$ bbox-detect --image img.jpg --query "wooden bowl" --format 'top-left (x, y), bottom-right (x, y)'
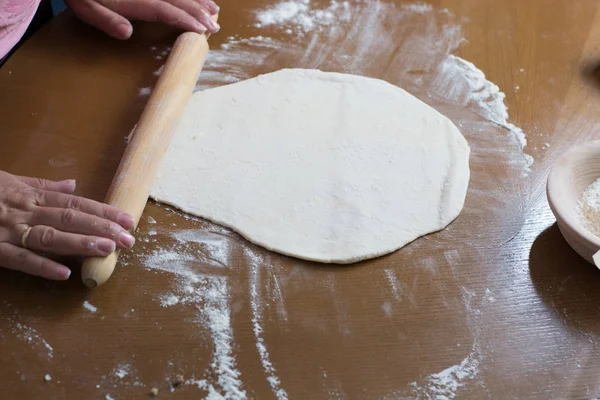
top-left (547, 140), bottom-right (600, 264)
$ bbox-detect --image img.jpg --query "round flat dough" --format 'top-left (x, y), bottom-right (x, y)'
top-left (150, 69), bottom-right (470, 263)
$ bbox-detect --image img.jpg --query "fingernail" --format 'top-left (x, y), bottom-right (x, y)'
top-left (61, 268), bottom-right (71, 280)
top-left (207, 17), bottom-right (219, 30)
top-left (195, 21), bottom-right (207, 33)
top-left (119, 231), bottom-right (135, 248)
top-left (119, 23), bottom-right (133, 39)
top-left (61, 179), bottom-right (76, 192)
top-left (97, 238), bottom-right (116, 255)
top-left (117, 213), bottom-right (135, 229)
top-left (210, 2), bottom-right (220, 13)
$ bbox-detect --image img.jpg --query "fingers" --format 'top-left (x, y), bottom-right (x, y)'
top-left (35, 190), bottom-right (135, 230)
top-left (164, 0), bottom-right (220, 32)
top-left (66, 0), bottom-right (133, 39)
top-left (30, 208), bottom-right (135, 249)
top-left (97, 0), bottom-right (217, 34)
top-left (24, 225), bottom-right (116, 256)
top-left (0, 242), bottom-right (71, 280)
top-left (18, 176), bottom-right (77, 194)
top-left (68, 0), bottom-right (220, 39)
top-left (198, 0), bottom-right (219, 15)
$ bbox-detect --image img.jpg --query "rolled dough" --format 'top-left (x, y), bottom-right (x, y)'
top-left (150, 69), bottom-right (470, 263)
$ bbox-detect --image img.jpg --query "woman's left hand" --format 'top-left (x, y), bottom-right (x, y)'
top-left (66, 0), bottom-right (220, 40)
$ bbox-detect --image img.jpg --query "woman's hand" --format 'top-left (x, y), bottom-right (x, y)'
top-left (66, 0), bottom-right (220, 40)
top-left (0, 171), bottom-right (136, 281)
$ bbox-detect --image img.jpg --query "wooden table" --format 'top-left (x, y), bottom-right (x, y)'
top-left (2, 0), bottom-right (600, 398)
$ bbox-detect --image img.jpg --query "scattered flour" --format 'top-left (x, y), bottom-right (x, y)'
top-left (246, 248), bottom-right (289, 400)
top-left (435, 55), bottom-right (527, 150)
top-left (382, 302), bottom-right (393, 317)
top-left (387, 287), bottom-right (484, 399)
top-left (11, 322), bottom-right (54, 359)
top-left (144, 235), bottom-right (246, 399)
top-left (154, 65), bottom-right (164, 77)
top-left (114, 364), bottom-right (130, 379)
top-left (256, 0), bottom-right (351, 35)
top-left (160, 293), bottom-right (180, 307)
top-left (170, 229), bottom-right (231, 268)
top-left (401, 3), bottom-right (434, 13)
top-left (200, 276), bottom-right (247, 399)
top-left (139, 87), bottom-right (152, 96)
top-left (576, 178), bottom-right (600, 237)
top-left (406, 348), bottom-right (480, 400)
top-left (384, 269), bottom-right (401, 301)
top-left (483, 288), bottom-right (495, 303)
top-left (83, 301), bottom-right (98, 313)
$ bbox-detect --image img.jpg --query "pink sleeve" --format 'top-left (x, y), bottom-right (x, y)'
top-left (0, 0), bottom-right (42, 60)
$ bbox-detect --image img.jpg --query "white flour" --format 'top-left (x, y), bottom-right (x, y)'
top-left (256, 0), bottom-right (351, 35)
top-left (384, 269), bottom-right (401, 301)
top-left (114, 363), bottom-right (130, 379)
top-left (144, 234), bottom-right (246, 399)
top-left (246, 248), bottom-right (289, 400)
top-left (387, 287), bottom-right (484, 399)
top-left (406, 348), bottom-right (480, 400)
top-left (435, 55), bottom-right (527, 150)
top-left (11, 321), bottom-right (54, 359)
top-left (83, 301), bottom-right (98, 313)
top-left (199, 276), bottom-right (246, 399)
top-left (576, 178), bottom-right (600, 237)
top-left (138, 87), bottom-right (152, 97)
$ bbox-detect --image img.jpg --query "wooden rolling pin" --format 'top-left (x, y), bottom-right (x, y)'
top-left (81, 21), bottom-right (217, 288)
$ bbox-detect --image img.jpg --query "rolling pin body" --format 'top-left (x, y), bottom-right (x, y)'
top-left (82, 33), bottom-right (210, 288)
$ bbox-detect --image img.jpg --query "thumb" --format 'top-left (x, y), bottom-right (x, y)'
top-left (67, 0), bottom-right (133, 40)
top-left (17, 176), bottom-right (77, 193)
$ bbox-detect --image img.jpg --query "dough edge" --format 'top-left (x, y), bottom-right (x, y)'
top-left (150, 69), bottom-right (471, 264)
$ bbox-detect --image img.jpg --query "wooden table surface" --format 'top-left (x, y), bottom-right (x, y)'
top-left (2, 0), bottom-right (600, 398)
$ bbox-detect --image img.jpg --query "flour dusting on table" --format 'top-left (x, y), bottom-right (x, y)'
top-left (10, 321), bottom-right (54, 359)
top-left (247, 248), bottom-right (289, 400)
top-left (113, 363), bottom-right (130, 380)
top-left (384, 269), bottom-right (401, 301)
top-left (403, 348), bottom-right (480, 400)
top-left (255, 0), bottom-right (351, 35)
top-left (436, 55), bottom-right (528, 151)
top-left (83, 301), bottom-right (98, 313)
top-left (130, 1), bottom-right (527, 397)
top-left (144, 233), bottom-right (247, 399)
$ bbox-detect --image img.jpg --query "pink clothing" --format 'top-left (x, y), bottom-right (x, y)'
top-left (0, 0), bottom-right (41, 59)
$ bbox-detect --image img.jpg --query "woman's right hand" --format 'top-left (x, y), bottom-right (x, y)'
top-left (66, 0), bottom-right (220, 40)
top-left (0, 171), bottom-right (136, 281)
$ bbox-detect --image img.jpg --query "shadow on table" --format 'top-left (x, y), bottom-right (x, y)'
top-left (582, 60), bottom-right (600, 91)
top-left (0, 258), bottom-right (88, 319)
top-left (529, 224), bottom-right (600, 333)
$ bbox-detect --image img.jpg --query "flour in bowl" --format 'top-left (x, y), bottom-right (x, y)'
top-left (576, 178), bottom-right (600, 236)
